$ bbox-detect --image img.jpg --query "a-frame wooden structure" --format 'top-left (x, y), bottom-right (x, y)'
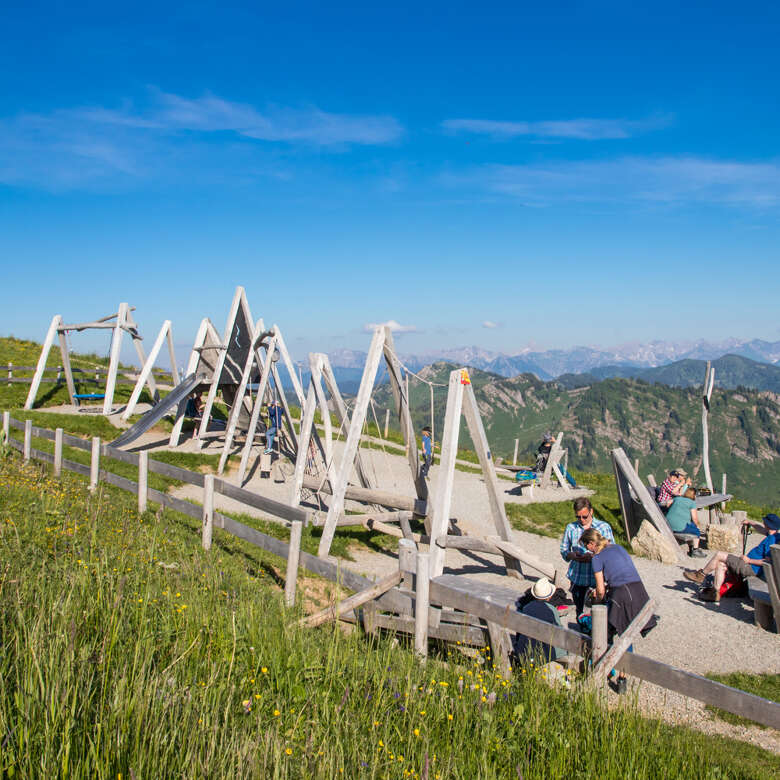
top-left (25, 304), bottom-right (157, 415)
top-left (301, 326), bottom-right (428, 559)
top-left (539, 431), bottom-right (572, 492)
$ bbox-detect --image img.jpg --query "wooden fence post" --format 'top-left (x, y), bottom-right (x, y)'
top-left (23, 420), bottom-right (32, 461)
top-left (138, 451), bottom-right (148, 513)
top-left (285, 520), bottom-right (303, 607)
top-left (2, 411), bottom-right (9, 445)
top-left (513, 438), bottom-right (519, 466)
top-left (89, 437), bottom-right (100, 491)
top-left (415, 550), bottom-right (430, 658)
top-left (591, 604), bottom-right (608, 669)
top-left (54, 428), bottom-right (63, 477)
top-left (398, 538), bottom-right (417, 591)
top-left (384, 408), bottom-right (390, 438)
top-left (7, 363), bottom-right (12, 386)
top-left (722, 473), bottom-right (728, 511)
top-left (202, 475), bottom-right (214, 550)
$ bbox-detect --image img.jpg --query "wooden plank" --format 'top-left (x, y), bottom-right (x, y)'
top-left (462, 382), bottom-right (523, 578)
top-left (146, 487), bottom-right (203, 519)
top-left (318, 328), bottom-right (387, 557)
top-left (57, 329), bottom-right (77, 406)
top-left (488, 537), bottom-right (558, 582)
top-left (100, 444), bottom-right (140, 467)
top-left (371, 614), bottom-right (487, 646)
top-left (766, 546), bottom-right (780, 632)
top-left (146, 458), bottom-right (205, 487)
top-left (382, 328), bottom-right (428, 504)
top-left (301, 475), bottom-right (425, 513)
top-left (24, 315), bottom-right (62, 409)
top-left (592, 599), bottom-right (655, 682)
top-left (102, 302), bottom-right (128, 414)
top-left (101, 470), bottom-right (137, 493)
top-left (612, 447), bottom-right (686, 560)
top-left (29, 446), bottom-right (54, 465)
top-left (321, 354), bottom-right (373, 490)
top-left (29, 424), bottom-right (56, 441)
top-left (298, 571), bottom-right (402, 628)
top-left (62, 432), bottom-right (91, 451)
top-left (428, 370), bottom-right (464, 578)
top-left (216, 478), bottom-right (310, 524)
top-left (290, 380), bottom-right (320, 506)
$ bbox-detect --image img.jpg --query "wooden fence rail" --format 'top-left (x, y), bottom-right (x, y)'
top-left (3, 364), bottom-right (176, 383)
top-left (4, 413), bottom-right (779, 731)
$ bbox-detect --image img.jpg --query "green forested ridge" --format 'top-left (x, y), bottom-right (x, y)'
top-left (373, 362), bottom-right (780, 505)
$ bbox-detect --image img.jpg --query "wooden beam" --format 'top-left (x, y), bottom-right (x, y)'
top-left (24, 315), bottom-right (61, 409)
top-left (122, 320), bottom-right (172, 420)
top-left (169, 318), bottom-right (210, 446)
top-left (102, 302), bottom-right (129, 414)
top-left (298, 571), bottom-right (402, 628)
top-left (428, 369), bottom-right (464, 578)
top-left (591, 599), bottom-right (655, 683)
top-left (462, 382), bottom-right (523, 578)
top-left (301, 475), bottom-right (425, 513)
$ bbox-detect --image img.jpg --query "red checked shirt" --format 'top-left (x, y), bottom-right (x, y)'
top-left (657, 478), bottom-right (677, 505)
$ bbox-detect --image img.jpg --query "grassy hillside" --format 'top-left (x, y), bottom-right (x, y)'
top-left (1, 451), bottom-right (777, 777)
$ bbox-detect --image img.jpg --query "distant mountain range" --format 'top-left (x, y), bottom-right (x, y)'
top-left (557, 355), bottom-right (780, 394)
top-left (327, 338), bottom-right (780, 383)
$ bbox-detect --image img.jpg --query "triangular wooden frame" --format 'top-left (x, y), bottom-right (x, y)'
top-left (313, 326), bottom-right (427, 558)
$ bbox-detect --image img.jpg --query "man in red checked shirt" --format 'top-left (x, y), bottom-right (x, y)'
top-left (657, 468), bottom-right (690, 509)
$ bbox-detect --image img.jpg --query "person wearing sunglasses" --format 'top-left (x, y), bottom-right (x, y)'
top-left (560, 497), bottom-right (614, 617)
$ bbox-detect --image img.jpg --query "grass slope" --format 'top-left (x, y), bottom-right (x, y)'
top-left (0, 451), bottom-right (778, 778)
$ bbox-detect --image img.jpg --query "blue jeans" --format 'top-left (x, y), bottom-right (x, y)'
top-left (266, 426), bottom-right (277, 451)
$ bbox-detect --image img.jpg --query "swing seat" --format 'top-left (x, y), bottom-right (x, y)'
top-left (73, 393), bottom-right (106, 404)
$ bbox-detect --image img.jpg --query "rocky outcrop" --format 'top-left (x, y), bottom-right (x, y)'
top-left (631, 520), bottom-right (680, 564)
top-left (706, 525), bottom-right (741, 554)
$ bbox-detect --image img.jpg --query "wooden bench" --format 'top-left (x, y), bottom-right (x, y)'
top-left (747, 577), bottom-right (773, 630)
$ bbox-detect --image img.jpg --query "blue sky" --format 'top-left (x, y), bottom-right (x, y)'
top-left (2, 1), bottom-right (779, 364)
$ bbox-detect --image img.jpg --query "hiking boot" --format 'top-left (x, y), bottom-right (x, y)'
top-left (616, 677), bottom-right (628, 695)
top-left (689, 548), bottom-right (708, 558)
top-left (699, 588), bottom-right (720, 603)
top-left (683, 569), bottom-right (705, 584)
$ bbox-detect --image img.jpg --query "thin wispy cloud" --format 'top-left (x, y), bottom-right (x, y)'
top-left (363, 320), bottom-right (418, 334)
top-left (482, 320), bottom-right (501, 329)
top-left (441, 114), bottom-right (671, 140)
top-left (444, 156), bottom-right (780, 209)
top-left (0, 90), bottom-right (403, 189)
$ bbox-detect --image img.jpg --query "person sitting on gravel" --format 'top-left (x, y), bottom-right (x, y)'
top-left (511, 577), bottom-right (565, 664)
top-left (560, 497), bottom-right (614, 617)
top-left (666, 487), bottom-right (706, 557)
top-left (656, 468), bottom-right (689, 509)
top-left (683, 513), bottom-right (780, 603)
top-left (581, 528), bottom-right (658, 695)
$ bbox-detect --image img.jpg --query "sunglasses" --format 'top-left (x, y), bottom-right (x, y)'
top-left (574, 511), bottom-right (591, 519)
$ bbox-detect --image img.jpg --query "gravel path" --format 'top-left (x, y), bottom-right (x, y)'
top-left (128, 429), bottom-right (779, 751)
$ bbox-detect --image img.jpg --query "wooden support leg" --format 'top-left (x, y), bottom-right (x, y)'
top-left (138, 451), bottom-right (148, 513)
top-left (591, 600), bottom-right (655, 683)
top-left (89, 437), bottom-right (100, 491)
top-left (23, 420), bottom-right (32, 461)
top-left (54, 428), bottom-right (63, 477)
top-left (285, 520), bottom-right (303, 607)
top-left (202, 475), bottom-right (214, 550)
top-left (2, 411), bottom-right (9, 444)
top-left (415, 550), bottom-right (430, 657)
top-left (486, 621), bottom-right (513, 677)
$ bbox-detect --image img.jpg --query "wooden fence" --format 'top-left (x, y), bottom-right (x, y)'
top-left (2, 413), bottom-right (779, 731)
top-left (3, 364), bottom-right (177, 386)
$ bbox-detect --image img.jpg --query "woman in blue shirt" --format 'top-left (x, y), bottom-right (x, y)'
top-left (580, 528), bottom-right (658, 694)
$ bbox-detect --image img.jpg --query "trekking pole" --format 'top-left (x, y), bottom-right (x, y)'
top-left (741, 522), bottom-right (750, 556)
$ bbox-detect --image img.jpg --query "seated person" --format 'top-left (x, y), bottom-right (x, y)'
top-left (535, 432), bottom-right (554, 472)
top-left (184, 392), bottom-right (203, 418)
top-left (666, 487), bottom-right (706, 557)
top-left (684, 513), bottom-right (780, 603)
top-left (656, 468), bottom-right (689, 509)
top-left (512, 577), bottom-right (565, 664)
